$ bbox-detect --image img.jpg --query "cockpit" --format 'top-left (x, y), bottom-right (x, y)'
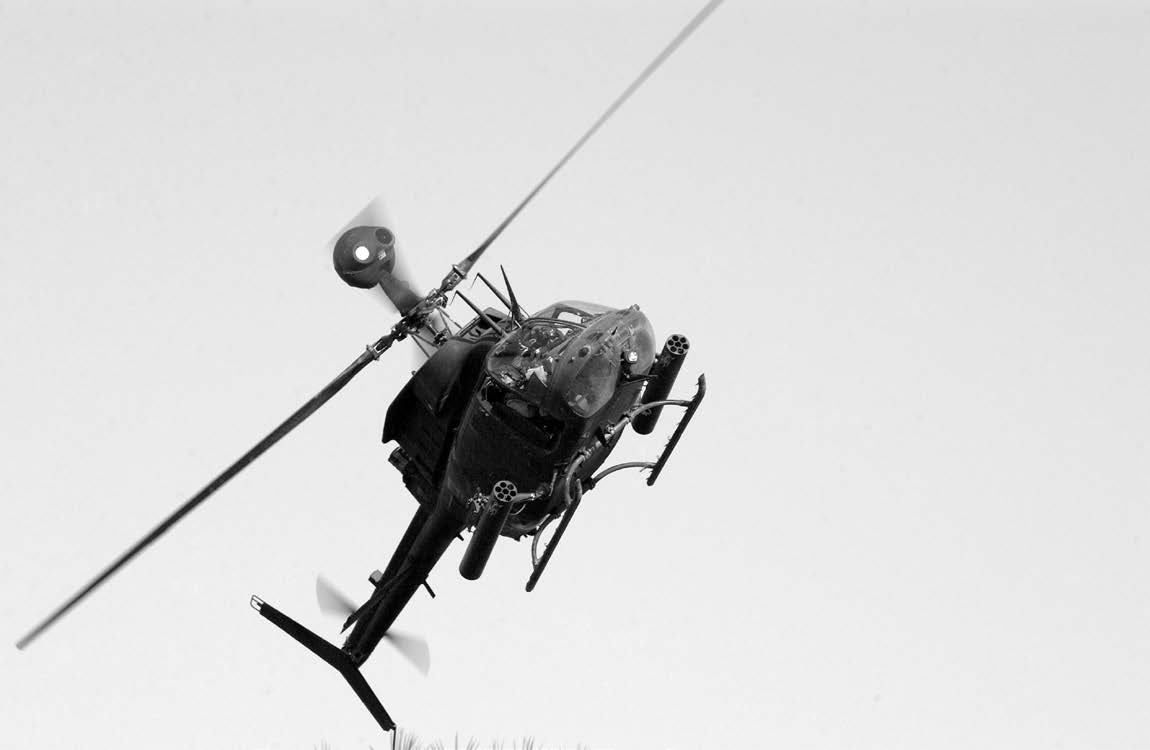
top-left (485, 300), bottom-right (656, 420)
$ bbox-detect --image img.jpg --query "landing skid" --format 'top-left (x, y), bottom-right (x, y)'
top-left (526, 374), bottom-right (707, 591)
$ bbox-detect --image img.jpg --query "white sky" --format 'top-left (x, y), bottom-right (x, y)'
top-left (2, 1), bottom-right (1149, 749)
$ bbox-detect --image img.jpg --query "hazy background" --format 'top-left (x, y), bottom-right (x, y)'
top-left (2, 1), bottom-right (1149, 748)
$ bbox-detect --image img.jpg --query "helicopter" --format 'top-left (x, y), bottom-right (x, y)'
top-left (16, 0), bottom-right (719, 735)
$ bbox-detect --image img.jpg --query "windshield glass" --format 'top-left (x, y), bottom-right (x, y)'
top-left (557, 309), bottom-right (655, 417)
top-left (485, 301), bottom-right (654, 419)
top-left (486, 320), bottom-right (582, 405)
top-left (530, 300), bottom-right (614, 326)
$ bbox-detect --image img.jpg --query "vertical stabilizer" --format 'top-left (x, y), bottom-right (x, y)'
top-left (250, 596), bottom-right (396, 733)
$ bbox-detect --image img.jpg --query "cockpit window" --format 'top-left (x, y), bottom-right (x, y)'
top-left (485, 301), bottom-right (656, 419)
top-left (530, 300), bottom-right (615, 326)
top-left (559, 311), bottom-right (655, 416)
top-left (486, 320), bottom-right (582, 404)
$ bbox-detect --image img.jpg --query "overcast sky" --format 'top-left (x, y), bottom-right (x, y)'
top-left (2, 1), bottom-right (1149, 749)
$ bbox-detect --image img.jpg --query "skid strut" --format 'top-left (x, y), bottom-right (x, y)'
top-left (250, 595), bottom-right (396, 732)
top-left (525, 374), bottom-right (706, 591)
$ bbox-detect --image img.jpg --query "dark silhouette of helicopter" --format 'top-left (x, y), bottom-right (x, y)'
top-left (17, 0), bottom-right (719, 734)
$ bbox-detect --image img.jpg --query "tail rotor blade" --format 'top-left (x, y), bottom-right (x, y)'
top-left (315, 576), bottom-right (430, 675)
top-left (316, 576), bottom-right (358, 618)
top-left (384, 630), bottom-right (431, 676)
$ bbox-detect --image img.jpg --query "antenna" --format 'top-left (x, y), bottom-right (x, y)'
top-left (453, 291), bottom-right (504, 333)
top-left (475, 272), bottom-right (517, 319)
top-left (501, 265), bottom-right (526, 324)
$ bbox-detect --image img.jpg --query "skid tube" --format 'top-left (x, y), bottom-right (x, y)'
top-left (249, 595), bottom-right (396, 733)
top-left (524, 374), bottom-right (706, 591)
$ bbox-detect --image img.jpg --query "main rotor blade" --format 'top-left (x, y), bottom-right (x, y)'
top-left (456, 0), bottom-right (726, 275)
top-left (16, 339), bottom-right (396, 651)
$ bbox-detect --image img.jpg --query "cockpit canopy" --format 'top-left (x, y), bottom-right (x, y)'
top-left (529, 300), bottom-right (615, 325)
top-left (486, 300), bottom-right (656, 419)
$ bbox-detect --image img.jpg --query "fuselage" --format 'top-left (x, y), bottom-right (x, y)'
top-left (341, 300), bottom-right (656, 663)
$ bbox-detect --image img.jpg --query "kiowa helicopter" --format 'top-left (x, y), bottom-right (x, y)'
top-left (16, 0), bottom-right (720, 735)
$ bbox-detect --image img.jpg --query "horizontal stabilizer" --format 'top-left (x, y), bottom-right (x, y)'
top-left (250, 595), bottom-right (396, 733)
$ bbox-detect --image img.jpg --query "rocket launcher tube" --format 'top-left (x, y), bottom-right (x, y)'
top-left (632, 334), bottom-right (689, 435)
top-left (459, 481), bottom-right (518, 580)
